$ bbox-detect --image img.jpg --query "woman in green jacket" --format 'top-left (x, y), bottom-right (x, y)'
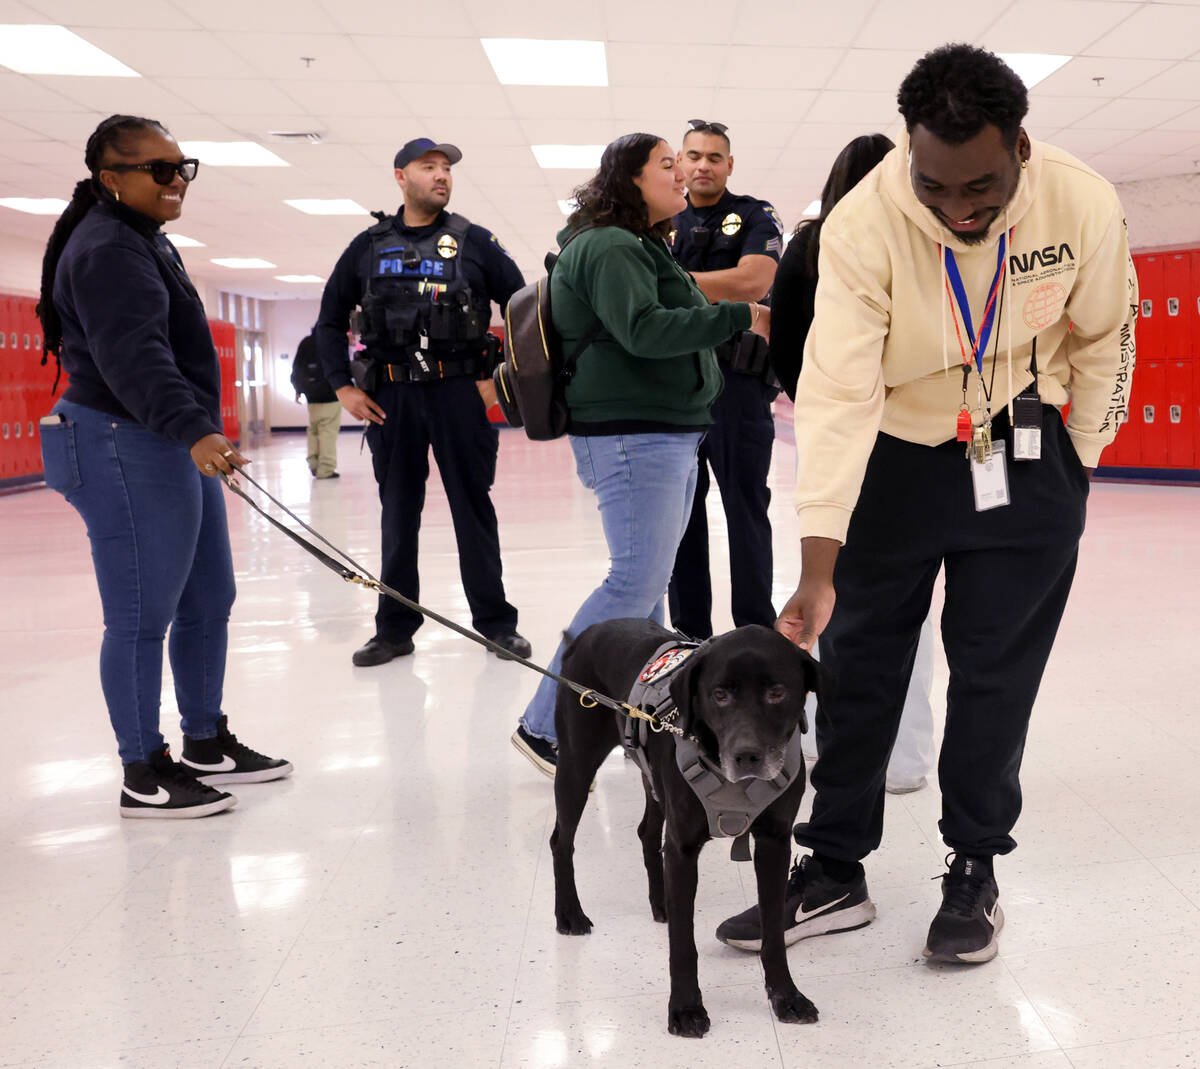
top-left (512, 132), bottom-right (770, 776)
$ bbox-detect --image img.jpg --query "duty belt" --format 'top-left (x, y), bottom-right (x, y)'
top-left (622, 639), bottom-right (805, 862)
top-left (380, 356), bottom-right (480, 382)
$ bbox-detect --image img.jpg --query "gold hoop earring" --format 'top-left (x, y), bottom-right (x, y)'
top-left (114, 189), bottom-right (121, 202)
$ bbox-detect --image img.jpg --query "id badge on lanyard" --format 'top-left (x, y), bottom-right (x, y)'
top-left (943, 231), bottom-right (1012, 511)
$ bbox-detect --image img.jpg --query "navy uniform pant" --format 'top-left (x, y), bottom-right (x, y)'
top-left (668, 370), bottom-right (777, 638)
top-left (795, 406), bottom-right (1089, 862)
top-left (365, 377), bottom-right (517, 643)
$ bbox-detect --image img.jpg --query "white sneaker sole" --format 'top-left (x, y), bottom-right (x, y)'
top-left (723, 898), bottom-right (878, 952)
top-left (187, 761), bottom-right (294, 785)
top-left (510, 730), bottom-right (556, 779)
top-left (923, 905), bottom-right (1004, 964)
top-left (120, 794), bottom-right (237, 819)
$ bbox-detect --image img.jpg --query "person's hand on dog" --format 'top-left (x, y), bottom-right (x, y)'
top-left (776, 536), bottom-right (840, 651)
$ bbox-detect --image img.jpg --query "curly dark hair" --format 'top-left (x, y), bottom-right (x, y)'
top-left (37, 114), bottom-right (170, 362)
top-left (567, 132), bottom-right (673, 239)
top-left (897, 44), bottom-right (1028, 148)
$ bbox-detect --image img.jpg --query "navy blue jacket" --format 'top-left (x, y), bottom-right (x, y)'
top-left (314, 206), bottom-right (525, 390)
top-left (54, 199), bottom-right (222, 448)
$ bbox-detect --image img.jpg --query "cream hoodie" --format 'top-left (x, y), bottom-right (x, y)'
top-left (792, 129), bottom-right (1138, 543)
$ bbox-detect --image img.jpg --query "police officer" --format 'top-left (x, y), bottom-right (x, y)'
top-left (667, 120), bottom-right (784, 638)
top-left (315, 137), bottom-right (531, 666)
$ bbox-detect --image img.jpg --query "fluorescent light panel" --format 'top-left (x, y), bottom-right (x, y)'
top-left (0, 25), bottom-right (140, 77)
top-left (180, 142), bottom-right (290, 167)
top-left (998, 53), bottom-right (1072, 89)
top-left (0, 197), bottom-right (69, 214)
top-left (284, 199), bottom-right (368, 216)
top-left (211, 258), bottom-right (276, 269)
top-left (556, 199), bottom-right (577, 216)
top-left (803, 200), bottom-right (821, 216)
top-left (481, 38), bottom-right (607, 86)
top-left (532, 145), bottom-right (604, 170)
top-left (275, 275), bottom-right (325, 283)
top-left (164, 233), bottom-right (204, 247)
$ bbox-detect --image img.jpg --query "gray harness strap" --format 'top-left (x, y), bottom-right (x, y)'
top-left (622, 639), bottom-right (806, 862)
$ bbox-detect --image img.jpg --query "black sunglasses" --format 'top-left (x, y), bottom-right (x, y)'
top-left (687, 119), bottom-right (729, 135)
top-left (105, 158), bottom-right (200, 185)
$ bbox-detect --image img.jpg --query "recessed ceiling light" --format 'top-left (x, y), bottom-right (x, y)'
top-left (802, 200), bottom-right (821, 216)
top-left (0, 197), bottom-right (69, 214)
top-left (283, 199), bottom-right (369, 216)
top-left (556, 199), bottom-right (577, 215)
top-left (0, 25), bottom-right (140, 77)
top-left (275, 274), bottom-right (325, 283)
top-left (211, 258), bottom-right (277, 269)
top-left (481, 38), bottom-right (607, 87)
top-left (179, 142), bottom-right (290, 167)
top-left (532, 145), bottom-right (605, 170)
top-left (164, 233), bottom-right (204, 247)
top-left (998, 53), bottom-right (1072, 89)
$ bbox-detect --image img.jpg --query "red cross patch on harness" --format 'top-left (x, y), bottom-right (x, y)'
top-left (638, 647), bottom-right (696, 684)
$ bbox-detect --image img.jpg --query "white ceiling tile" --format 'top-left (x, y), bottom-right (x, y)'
top-left (353, 37), bottom-right (498, 84)
top-left (214, 33), bottom-right (374, 81)
top-left (0, 72), bottom-right (86, 112)
top-left (719, 47), bottom-right (844, 90)
top-left (155, 78), bottom-right (306, 116)
top-left (606, 42), bottom-right (727, 87)
top-left (77, 29), bottom-right (257, 79)
top-left (723, 122), bottom-right (801, 152)
top-left (315, 0), bottom-right (477, 36)
top-left (825, 49), bottom-right (925, 93)
top-left (179, 0), bottom-right (341, 33)
top-left (610, 87), bottom-right (716, 122)
top-left (804, 89), bottom-right (899, 126)
top-left (730, 0), bottom-right (877, 47)
top-left (1125, 62), bottom-right (1200, 100)
top-left (1123, 157), bottom-right (1199, 181)
top-left (1046, 127), bottom-right (1137, 156)
top-left (271, 80), bottom-right (409, 118)
top-left (1031, 55), bottom-right (1173, 96)
top-left (1074, 96), bottom-right (1198, 128)
top-left (1086, 4), bottom-right (1200, 59)
top-left (24, 0), bottom-right (200, 28)
top-left (1157, 104), bottom-right (1200, 131)
top-left (1109, 129), bottom-right (1200, 156)
top-left (782, 122), bottom-right (890, 150)
top-left (501, 86), bottom-right (610, 120)
top-left (516, 118), bottom-right (622, 144)
top-left (982, 1), bottom-right (1140, 54)
top-left (851, 0), bottom-right (997, 49)
top-left (1025, 95), bottom-right (1107, 129)
top-left (465, 0), bottom-right (607, 37)
top-left (395, 81), bottom-right (512, 119)
top-left (603, 0), bottom-right (738, 44)
top-left (712, 88), bottom-right (818, 123)
top-left (33, 76), bottom-right (202, 117)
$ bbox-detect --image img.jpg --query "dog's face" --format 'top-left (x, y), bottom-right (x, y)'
top-left (668, 625), bottom-right (820, 782)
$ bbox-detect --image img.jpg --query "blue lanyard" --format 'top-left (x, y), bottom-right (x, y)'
top-left (942, 231), bottom-right (1008, 374)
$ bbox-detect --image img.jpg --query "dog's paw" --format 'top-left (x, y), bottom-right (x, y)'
top-left (770, 989), bottom-right (819, 1024)
top-left (555, 908), bottom-right (593, 936)
top-left (667, 1004), bottom-right (710, 1038)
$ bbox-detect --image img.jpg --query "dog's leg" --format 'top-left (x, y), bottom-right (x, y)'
top-left (663, 833), bottom-right (710, 1037)
top-left (637, 786), bottom-right (667, 923)
top-left (753, 826), bottom-right (818, 1024)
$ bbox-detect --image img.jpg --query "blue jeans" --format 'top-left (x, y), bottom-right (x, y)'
top-left (41, 400), bottom-right (236, 764)
top-left (519, 431), bottom-right (703, 743)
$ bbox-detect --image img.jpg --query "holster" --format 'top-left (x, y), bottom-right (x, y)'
top-left (721, 331), bottom-right (778, 388)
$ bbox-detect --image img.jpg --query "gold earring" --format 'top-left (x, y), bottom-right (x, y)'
top-left (1021, 159), bottom-right (1028, 170)
top-left (114, 188), bottom-right (121, 202)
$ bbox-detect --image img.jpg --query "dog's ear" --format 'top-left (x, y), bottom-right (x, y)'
top-left (791, 645), bottom-right (827, 735)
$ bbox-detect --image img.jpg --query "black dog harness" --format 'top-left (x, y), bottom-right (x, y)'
top-left (623, 640), bottom-right (806, 862)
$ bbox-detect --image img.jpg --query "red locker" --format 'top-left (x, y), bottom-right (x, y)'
top-left (0, 295), bottom-right (12, 478)
top-left (1136, 359), bottom-right (1168, 467)
top-left (1192, 252), bottom-right (1200, 361)
top-left (1135, 255), bottom-right (1165, 362)
top-left (1163, 253), bottom-right (1192, 358)
top-left (1166, 359), bottom-right (1194, 468)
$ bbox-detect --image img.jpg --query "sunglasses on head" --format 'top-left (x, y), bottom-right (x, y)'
top-left (105, 158), bottom-right (200, 185)
top-left (687, 119), bottom-right (729, 135)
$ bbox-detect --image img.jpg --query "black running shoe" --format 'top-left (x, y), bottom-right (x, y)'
top-left (510, 725), bottom-right (556, 779)
top-left (120, 745), bottom-right (236, 820)
top-left (924, 853), bottom-right (1003, 964)
top-left (716, 854), bottom-right (877, 952)
top-left (181, 716), bottom-right (293, 785)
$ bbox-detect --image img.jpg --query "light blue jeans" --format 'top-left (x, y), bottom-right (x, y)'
top-left (520, 431), bottom-right (704, 743)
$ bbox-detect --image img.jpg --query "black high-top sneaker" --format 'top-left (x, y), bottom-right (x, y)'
top-left (181, 716), bottom-right (293, 785)
top-left (120, 744), bottom-right (237, 819)
top-left (716, 854), bottom-right (877, 952)
top-left (924, 853), bottom-right (1003, 964)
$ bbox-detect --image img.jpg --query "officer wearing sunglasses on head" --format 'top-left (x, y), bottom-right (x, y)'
top-left (314, 138), bottom-right (532, 666)
top-left (667, 120), bottom-right (785, 640)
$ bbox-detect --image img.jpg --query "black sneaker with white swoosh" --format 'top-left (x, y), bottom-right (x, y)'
top-left (715, 854), bottom-right (877, 952)
top-left (120, 744), bottom-right (236, 819)
top-left (181, 716), bottom-right (293, 785)
top-left (924, 853), bottom-right (1004, 964)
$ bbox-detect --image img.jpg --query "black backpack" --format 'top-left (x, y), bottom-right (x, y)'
top-left (492, 229), bottom-right (605, 440)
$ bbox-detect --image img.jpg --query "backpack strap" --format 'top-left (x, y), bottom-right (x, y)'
top-left (553, 224), bottom-right (609, 380)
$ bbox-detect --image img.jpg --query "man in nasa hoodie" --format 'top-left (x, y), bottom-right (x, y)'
top-left (717, 44), bottom-right (1136, 964)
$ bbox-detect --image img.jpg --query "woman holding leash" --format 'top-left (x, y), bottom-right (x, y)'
top-left (38, 114), bottom-right (291, 819)
top-left (511, 132), bottom-right (770, 778)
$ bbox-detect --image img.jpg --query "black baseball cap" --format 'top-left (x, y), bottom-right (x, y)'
top-left (394, 138), bottom-right (462, 169)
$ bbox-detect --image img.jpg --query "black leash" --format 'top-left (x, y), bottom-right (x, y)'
top-left (220, 467), bottom-right (653, 724)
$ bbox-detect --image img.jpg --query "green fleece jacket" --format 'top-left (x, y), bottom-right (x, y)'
top-left (550, 224), bottom-right (752, 428)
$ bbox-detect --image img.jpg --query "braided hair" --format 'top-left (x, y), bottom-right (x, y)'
top-left (36, 114), bottom-right (169, 362)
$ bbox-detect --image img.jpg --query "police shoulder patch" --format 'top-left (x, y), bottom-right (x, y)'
top-left (489, 233), bottom-right (513, 258)
top-left (763, 203), bottom-right (785, 236)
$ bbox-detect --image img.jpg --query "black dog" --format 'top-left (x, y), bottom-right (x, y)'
top-left (550, 618), bottom-right (820, 1038)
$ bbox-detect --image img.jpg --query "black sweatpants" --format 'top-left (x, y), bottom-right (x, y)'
top-left (668, 370), bottom-right (777, 638)
top-left (365, 377), bottom-right (517, 644)
top-left (794, 405), bottom-right (1089, 861)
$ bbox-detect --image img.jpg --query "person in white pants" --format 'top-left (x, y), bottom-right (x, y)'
top-left (803, 613), bottom-right (935, 793)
